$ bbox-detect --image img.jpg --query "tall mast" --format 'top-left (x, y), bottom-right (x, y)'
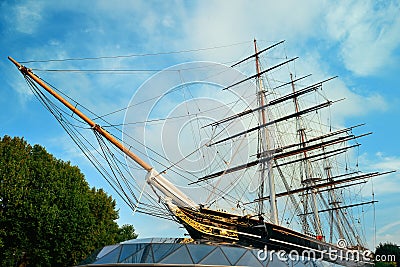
top-left (323, 159), bottom-right (345, 242)
top-left (254, 39), bottom-right (278, 224)
top-left (290, 73), bottom-right (323, 237)
top-left (8, 56), bottom-right (198, 209)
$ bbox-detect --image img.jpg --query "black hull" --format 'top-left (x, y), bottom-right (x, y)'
top-left (170, 206), bottom-right (372, 267)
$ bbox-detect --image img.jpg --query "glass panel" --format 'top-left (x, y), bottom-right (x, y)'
top-left (199, 247), bottom-right (231, 266)
top-left (303, 260), bottom-right (322, 267)
top-left (94, 246), bottom-right (122, 264)
top-left (160, 245), bottom-right (193, 264)
top-left (267, 253), bottom-right (290, 267)
top-left (96, 244), bottom-right (119, 259)
top-left (152, 243), bottom-right (183, 262)
top-left (222, 246), bottom-right (248, 265)
top-left (251, 248), bottom-right (272, 266)
top-left (120, 247), bottom-right (145, 263)
top-left (119, 244), bottom-right (142, 262)
top-left (293, 258), bottom-right (307, 267)
top-left (236, 250), bottom-right (264, 267)
top-left (141, 244), bottom-right (154, 263)
top-left (187, 244), bottom-right (216, 263)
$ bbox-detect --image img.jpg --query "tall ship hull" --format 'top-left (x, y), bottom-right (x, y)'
top-left (168, 204), bottom-right (370, 266)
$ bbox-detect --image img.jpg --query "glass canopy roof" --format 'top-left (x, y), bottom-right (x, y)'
top-left (78, 238), bottom-right (335, 267)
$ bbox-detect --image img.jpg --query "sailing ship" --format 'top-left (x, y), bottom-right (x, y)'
top-left (9, 40), bottom-right (392, 266)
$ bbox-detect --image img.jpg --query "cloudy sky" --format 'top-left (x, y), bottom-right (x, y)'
top-left (1, 0), bottom-right (400, 248)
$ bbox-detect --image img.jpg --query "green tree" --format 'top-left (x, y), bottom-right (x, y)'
top-left (116, 224), bottom-right (139, 243)
top-left (375, 242), bottom-right (400, 267)
top-left (0, 136), bottom-right (137, 266)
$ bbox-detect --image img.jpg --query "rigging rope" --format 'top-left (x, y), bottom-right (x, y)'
top-left (24, 74), bottom-right (171, 217)
top-left (30, 73), bottom-right (258, 214)
top-left (19, 41), bottom-right (250, 63)
top-left (19, 42), bottom-right (377, 240)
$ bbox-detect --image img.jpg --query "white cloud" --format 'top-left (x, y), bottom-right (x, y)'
top-left (373, 174), bottom-right (400, 195)
top-left (182, 0), bottom-right (325, 64)
top-left (162, 16), bottom-right (175, 28)
top-left (326, 80), bottom-right (388, 126)
top-left (358, 152), bottom-right (400, 195)
top-left (378, 220), bottom-right (400, 236)
top-left (182, 0), bottom-right (391, 127)
top-left (376, 220), bottom-right (400, 245)
top-left (371, 153), bottom-right (400, 170)
top-left (11, 1), bottom-right (43, 34)
top-left (324, 0), bottom-right (400, 76)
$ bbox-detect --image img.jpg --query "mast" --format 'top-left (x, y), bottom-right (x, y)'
top-left (254, 39), bottom-right (278, 224)
top-left (8, 56), bottom-right (198, 209)
top-left (323, 152), bottom-right (345, 243)
top-left (290, 73), bottom-right (323, 237)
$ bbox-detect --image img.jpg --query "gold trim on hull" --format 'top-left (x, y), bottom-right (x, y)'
top-left (173, 206), bottom-right (239, 240)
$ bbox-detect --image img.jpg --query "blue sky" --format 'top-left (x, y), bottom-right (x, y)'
top-left (1, 0), bottom-right (400, 248)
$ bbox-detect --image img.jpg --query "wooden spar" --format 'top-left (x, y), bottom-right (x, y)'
top-left (255, 124), bottom-right (363, 158)
top-left (209, 100), bottom-right (337, 146)
top-left (268, 76), bottom-right (337, 106)
top-left (204, 76), bottom-right (336, 128)
top-left (272, 132), bottom-right (370, 160)
top-left (276, 123), bottom-right (365, 153)
top-left (189, 159), bottom-right (259, 185)
top-left (272, 74), bottom-right (312, 90)
top-left (8, 56), bottom-right (153, 172)
top-left (318, 171), bottom-right (359, 182)
top-left (254, 171), bottom-right (396, 202)
top-left (273, 144), bottom-right (361, 168)
top-left (223, 57), bottom-right (298, 91)
top-left (231, 40), bottom-right (285, 67)
top-left (196, 132), bottom-right (370, 183)
top-left (9, 56), bottom-right (199, 209)
top-left (305, 180), bottom-right (367, 194)
top-left (298, 200), bottom-right (378, 216)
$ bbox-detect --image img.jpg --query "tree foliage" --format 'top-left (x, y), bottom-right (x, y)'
top-left (116, 224), bottom-right (138, 243)
top-left (375, 242), bottom-right (400, 267)
top-left (0, 136), bottom-right (137, 266)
